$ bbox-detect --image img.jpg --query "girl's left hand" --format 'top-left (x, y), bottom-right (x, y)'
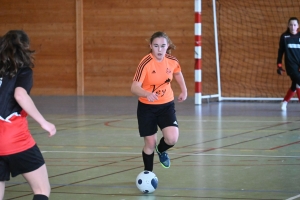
top-left (177, 92), bottom-right (187, 102)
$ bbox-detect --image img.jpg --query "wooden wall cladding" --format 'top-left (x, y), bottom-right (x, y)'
top-left (83, 0), bottom-right (195, 96)
top-left (2, 0), bottom-right (296, 98)
top-left (0, 0), bottom-right (76, 95)
top-left (0, 0), bottom-right (207, 97)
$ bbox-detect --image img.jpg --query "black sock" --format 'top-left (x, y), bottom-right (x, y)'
top-left (142, 151), bottom-right (154, 171)
top-left (157, 137), bottom-right (174, 153)
top-left (33, 194), bottom-right (48, 200)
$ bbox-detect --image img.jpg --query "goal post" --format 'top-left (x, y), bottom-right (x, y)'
top-left (195, 0), bottom-right (221, 105)
top-left (198, 0), bottom-right (300, 103)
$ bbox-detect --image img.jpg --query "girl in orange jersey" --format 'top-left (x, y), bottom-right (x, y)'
top-left (131, 31), bottom-right (187, 171)
top-left (0, 30), bottom-right (56, 200)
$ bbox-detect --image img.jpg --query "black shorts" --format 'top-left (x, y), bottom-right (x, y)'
top-left (289, 73), bottom-right (300, 90)
top-left (0, 144), bottom-right (45, 181)
top-left (137, 100), bottom-right (178, 137)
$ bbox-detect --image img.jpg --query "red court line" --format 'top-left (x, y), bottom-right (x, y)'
top-left (104, 117), bottom-right (136, 128)
top-left (178, 122), bottom-right (292, 149)
top-left (269, 140), bottom-right (300, 150)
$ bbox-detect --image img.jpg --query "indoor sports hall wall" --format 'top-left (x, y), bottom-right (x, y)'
top-left (0, 0), bottom-right (297, 98)
top-left (82, 1), bottom-right (195, 96)
top-left (0, 0), bottom-right (77, 95)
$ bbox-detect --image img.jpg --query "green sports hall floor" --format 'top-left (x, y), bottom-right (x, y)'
top-left (3, 96), bottom-right (300, 200)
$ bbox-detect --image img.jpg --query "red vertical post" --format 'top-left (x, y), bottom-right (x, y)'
top-left (195, 0), bottom-right (202, 104)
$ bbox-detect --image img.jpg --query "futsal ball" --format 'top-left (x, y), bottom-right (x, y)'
top-left (136, 171), bottom-right (158, 193)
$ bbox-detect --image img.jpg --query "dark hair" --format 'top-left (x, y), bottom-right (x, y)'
top-left (0, 30), bottom-right (35, 78)
top-left (149, 31), bottom-right (176, 54)
top-left (285, 17), bottom-right (299, 33)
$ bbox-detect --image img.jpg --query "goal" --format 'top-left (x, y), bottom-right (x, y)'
top-left (201, 0), bottom-right (300, 102)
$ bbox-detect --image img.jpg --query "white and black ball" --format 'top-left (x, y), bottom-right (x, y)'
top-left (136, 171), bottom-right (158, 193)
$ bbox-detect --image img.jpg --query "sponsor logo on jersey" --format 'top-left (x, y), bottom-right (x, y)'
top-left (287, 44), bottom-right (300, 48)
top-left (166, 68), bottom-right (171, 74)
top-left (173, 121), bottom-right (178, 125)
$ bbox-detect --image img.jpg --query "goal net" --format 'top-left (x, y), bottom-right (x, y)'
top-left (202, 0), bottom-right (300, 101)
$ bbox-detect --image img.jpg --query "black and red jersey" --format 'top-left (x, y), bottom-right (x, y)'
top-left (0, 66), bottom-right (35, 155)
top-left (0, 67), bottom-right (33, 119)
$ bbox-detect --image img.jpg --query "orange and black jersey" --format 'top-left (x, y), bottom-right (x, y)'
top-left (133, 53), bottom-right (181, 105)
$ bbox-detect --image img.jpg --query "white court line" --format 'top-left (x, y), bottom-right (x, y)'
top-left (41, 151), bottom-right (300, 158)
top-left (36, 118), bottom-right (291, 123)
top-left (286, 194), bottom-right (300, 200)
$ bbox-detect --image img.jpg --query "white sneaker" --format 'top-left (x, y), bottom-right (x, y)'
top-left (281, 101), bottom-right (287, 111)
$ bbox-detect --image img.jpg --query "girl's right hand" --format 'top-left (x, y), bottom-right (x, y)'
top-left (146, 92), bottom-right (158, 102)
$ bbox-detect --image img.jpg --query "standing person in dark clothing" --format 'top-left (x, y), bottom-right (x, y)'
top-left (277, 17), bottom-right (300, 111)
top-left (0, 30), bottom-right (56, 200)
